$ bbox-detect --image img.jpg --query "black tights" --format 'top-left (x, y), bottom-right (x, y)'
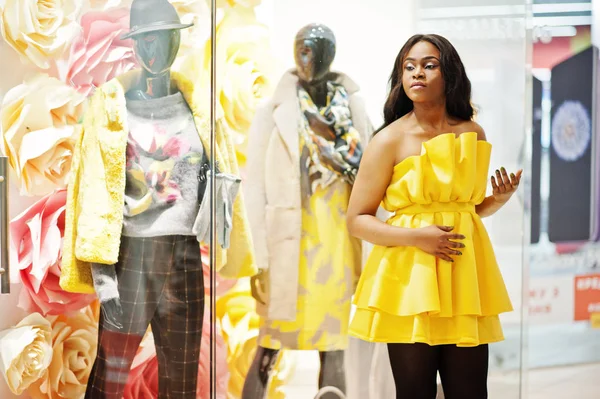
top-left (241, 346), bottom-right (346, 399)
top-left (387, 343), bottom-right (489, 399)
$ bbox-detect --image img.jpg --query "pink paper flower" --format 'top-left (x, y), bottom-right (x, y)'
top-left (65, 8), bottom-right (137, 96)
top-left (10, 189), bottom-right (95, 315)
top-left (197, 312), bottom-right (229, 399)
top-left (123, 312), bottom-right (229, 399)
top-left (201, 245), bottom-right (237, 297)
top-left (124, 355), bottom-right (159, 399)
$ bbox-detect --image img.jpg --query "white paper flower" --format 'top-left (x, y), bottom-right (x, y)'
top-left (0, 313), bottom-right (53, 395)
top-left (27, 306), bottom-right (98, 399)
top-left (215, 0), bottom-right (262, 8)
top-left (0, 74), bottom-right (85, 196)
top-left (551, 100), bottom-right (591, 162)
top-left (0, 0), bottom-right (82, 69)
top-left (88, 0), bottom-right (127, 10)
top-left (169, 0), bottom-right (211, 61)
top-left (177, 6), bottom-right (274, 166)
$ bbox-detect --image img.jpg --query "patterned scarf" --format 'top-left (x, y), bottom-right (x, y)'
top-left (298, 81), bottom-right (363, 198)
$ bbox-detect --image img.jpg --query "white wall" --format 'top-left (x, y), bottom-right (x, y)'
top-left (258, 0), bottom-right (416, 129)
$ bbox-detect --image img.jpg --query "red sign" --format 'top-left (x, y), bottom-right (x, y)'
top-left (574, 274), bottom-right (600, 321)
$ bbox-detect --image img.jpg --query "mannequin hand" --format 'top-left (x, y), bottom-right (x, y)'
top-left (250, 271), bottom-right (267, 305)
top-left (412, 225), bottom-right (466, 263)
top-left (491, 168), bottom-right (522, 204)
top-left (101, 298), bottom-right (124, 330)
top-left (304, 110), bottom-right (336, 140)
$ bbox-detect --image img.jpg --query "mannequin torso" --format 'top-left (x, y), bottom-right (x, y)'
top-left (85, 3), bottom-right (209, 397)
top-left (243, 23), bottom-right (367, 399)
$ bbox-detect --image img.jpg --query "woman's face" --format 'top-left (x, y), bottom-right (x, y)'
top-left (401, 40), bottom-right (445, 104)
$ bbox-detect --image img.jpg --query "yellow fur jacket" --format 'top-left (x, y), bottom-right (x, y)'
top-left (59, 70), bottom-right (257, 294)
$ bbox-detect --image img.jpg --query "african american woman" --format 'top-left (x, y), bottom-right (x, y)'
top-left (347, 34), bottom-right (522, 399)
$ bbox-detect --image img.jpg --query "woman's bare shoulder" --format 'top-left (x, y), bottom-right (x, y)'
top-left (372, 118), bottom-right (410, 147)
top-left (458, 120), bottom-right (487, 141)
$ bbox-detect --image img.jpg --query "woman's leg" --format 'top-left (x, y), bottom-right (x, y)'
top-left (387, 343), bottom-right (439, 399)
top-left (241, 346), bottom-right (280, 399)
top-left (438, 344), bottom-right (489, 399)
top-left (318, 350), bottom-right (346, 398)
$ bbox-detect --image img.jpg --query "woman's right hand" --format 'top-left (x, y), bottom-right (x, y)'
top-left (412, 225), bottom-right (466, 262)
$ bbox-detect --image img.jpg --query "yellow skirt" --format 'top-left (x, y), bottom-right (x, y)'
top-left (349, 206), bottom-right (513, 347)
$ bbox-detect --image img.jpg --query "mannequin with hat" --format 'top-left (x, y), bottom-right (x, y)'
top-left (57, 0), bottom-right (258, 397)
top-left (242, 23), bottom-right (373, 399)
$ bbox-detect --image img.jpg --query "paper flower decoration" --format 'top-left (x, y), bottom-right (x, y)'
top-left (216, 0), bottom-right (262, 8)
top-left (10, 189), bottom-right (95, 315)
top-left (0, 0), bottom-right (81, 69)
top-left (170, 0), bottom-right (211, 61)
top-left (65, 8), bottom-right (138, 96)
top-left (124, 312), bottom-right (229, 399)
top-left (201, 245), bottom-right (238, 297)
top-left (0, 74), bottom-right (85, 196)
top-left (126, 356), bottom-right (158, 399)
top-left (88, 0), bottom-right (126, 10)
top-left (217, 285), bottom-right (295, 399)
top-left (0, 314), bottom-right (53, 395)
top-left (27, 305), bottom-right (99, 399)
top-left (178, 6), bottom-right (274, 166)
top-left (197, 311), bottom-right (229, 399)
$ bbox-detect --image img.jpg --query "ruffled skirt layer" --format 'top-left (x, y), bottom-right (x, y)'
top-left (349, 209), bottom-right (513, 347)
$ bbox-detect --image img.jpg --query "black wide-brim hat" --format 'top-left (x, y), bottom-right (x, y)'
top-left (120, 0), bottom-right (193, 40)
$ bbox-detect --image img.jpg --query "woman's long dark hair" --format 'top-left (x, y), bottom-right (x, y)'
top-left (375, 34), bottom-right (474, 134)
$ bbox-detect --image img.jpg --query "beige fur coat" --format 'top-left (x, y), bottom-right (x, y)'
top-left (244, 69), bottom-right (372, 321)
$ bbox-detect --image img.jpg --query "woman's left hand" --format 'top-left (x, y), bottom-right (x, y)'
top-left (491, 167), bottom-right (523, 204)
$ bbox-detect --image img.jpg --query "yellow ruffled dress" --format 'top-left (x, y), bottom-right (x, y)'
top-left (349, 132), bottom-right (513, 347)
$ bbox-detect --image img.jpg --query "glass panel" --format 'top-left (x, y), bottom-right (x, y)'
top-left (220, 1), bottom-right (530, 399)
top-left (0, 0), bottom-right (219, 398)
top-left (527, 0), bottom-right (600, 396)
top-left (416, 1), bottom-right (530, 398)
top-left (233, 1), bottom-right (417, 398)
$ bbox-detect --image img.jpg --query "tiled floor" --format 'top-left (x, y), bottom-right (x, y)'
top-left (527, 363), bottom-right (599, 399)
top-left (282, 357), bottom-right (600, 399)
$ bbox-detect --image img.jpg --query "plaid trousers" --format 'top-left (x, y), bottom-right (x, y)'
top-left (85, 235), bottom-right (205, 399)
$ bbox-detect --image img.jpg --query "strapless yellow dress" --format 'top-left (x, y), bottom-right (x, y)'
top-left (349, 132), bottom-right (513, 347)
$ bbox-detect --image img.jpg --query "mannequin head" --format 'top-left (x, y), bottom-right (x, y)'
top-left (121, 0), bottom-right (192, 98)
top-left (294, 23), bottom-right (336, 84)
top-left (132, 29), bottom-right (181, 76)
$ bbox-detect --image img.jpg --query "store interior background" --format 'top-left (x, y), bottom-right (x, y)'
top-left (0, 0), bottom-right (599, 398)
